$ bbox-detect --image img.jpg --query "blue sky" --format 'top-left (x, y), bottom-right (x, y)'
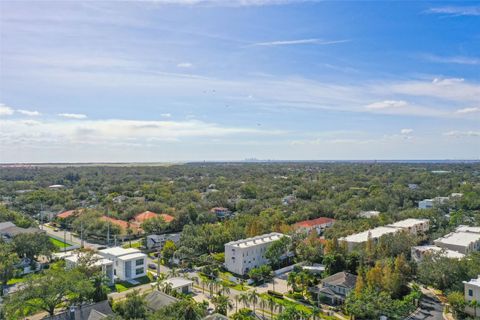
top-left (0, 0), bottom-right (479, 162)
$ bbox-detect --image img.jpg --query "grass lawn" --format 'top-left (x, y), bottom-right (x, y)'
top-left (259, 293), bottom-right (313, 315)
top-left (114, 276), bottom-right (152, 292)
top-left (49, 237), bottom-right (71, 249)
top-left (7, 276), bottom-right (27, 285)
top-left (122, 241), bottom-right (142, 249)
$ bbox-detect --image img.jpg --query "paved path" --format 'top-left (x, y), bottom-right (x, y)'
top-left (407, 290), bottom-right (443, 320)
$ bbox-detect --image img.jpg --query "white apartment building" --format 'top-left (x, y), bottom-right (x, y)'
top-left (387, 218), bottom-right (430, 235)
top-left (224, 232), bottom-right (286, 275)
top-left (434, 226), bottom-right (480, 255)
top-left (98, 247), bottom-right (147, 281)
top-left (464, 275), bottom-right (480, 317)
top-left (340, 218), bottom-right (430, 251)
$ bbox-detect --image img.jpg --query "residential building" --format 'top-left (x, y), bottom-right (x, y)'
top-left (358, 210), bottom-right (380, 219)
top-left (464, 275), bottom-right (480, 317)
top-left (146, 233), bottom-right (181, 250)
top-left (419, 197), bottom-right (449, 209)
top-left (434, 226), bottom-right (480, 254)
top-left (224, 232), bottom-right (287, 275)
top-left (0, 221), bottom-right (44, 242)
top-left (57, 209), bottom-right (84, 220)
top-left (387, 218), bottom-right (430, 235)
top-left (145, 290), bottom-right (179, 312)
top-left (309, 271), bottom-right (357, 305)
top-left (162, 277), bottom-right (193, 294)
top-left (408, 184), bottom-right (419, 190)
top-left (210, 207), bottom-right (231, 218)
top-left (340, 218), bottom-right (429, 251)
top-left (133, 211), bottom-right (175, 224)
top-left (44, 300), bottom-right (113, 320)
top-left (282, 195), bottom-right (296, 206)
top-left (63, 251), bottom-right (114, 284)
top-left (100, 216), bottom-right (142, 235)
top-left (293, 217), bottom-right (335, 235)
top-left (411, 245), bottom-right (465, 262)
top-left (98, 247), bottom-right (147, 281)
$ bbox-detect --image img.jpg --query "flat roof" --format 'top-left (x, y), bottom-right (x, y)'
top-left (464, 276), bottom-right (480, 287)
top-left (388, 218), bottom-right (429, 229)
top-left (456, 225), bottom-right (480, 234)
top-left (117, 252), bottom-right (146, 261)
top-left (99, 247), bottom-right (140, 257)
top-left (340, 226), bottom-right (398, 243)
top-left (412, 245), bottom-right (465, 259)
top-left (226, 232), bottom-right (285, 248)
top-left (65, 253), bottom-right (113, 266)
top-left (435, 231), bottom-right (480, 247)
top-left (164, 277), bottom-right (193, 288)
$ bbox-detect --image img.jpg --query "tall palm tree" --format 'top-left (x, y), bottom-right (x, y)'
top-left (168, 267), bottom-right (179, 278)
top-left (266, 295), bottom-right (277, 316)
top-left (219, 283), bottom-right (231, 296)
top-left (212, 294), bottom-right (233, 316)
top-left (239, 292), bottom-right (250, 309)
top-left (155, 272), bottom-right (168, 290)
top-left (310, 306), bottom-right (322, 320)
top-left (234, 294), bottom-right (241, 313)
top-left (259, 298), bottom-right (267, 319)
top-left (248, 289), bottom-right (259, 314)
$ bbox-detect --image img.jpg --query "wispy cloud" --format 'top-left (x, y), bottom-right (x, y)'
top-left (150, 0), bottom-right (316, 7)
top-left (0, 104), bottom-right (15, 116)
top-left (456, 107), bottom-right (480, 114)
top-left (161, 113), bottom-right (172, 117)
top-left (365, 100), bottom-right (408, 110)
top-left (177, 62), bottom-right (193, 68)
top-left (422, 54), bottom-right (480, 65)
top-left (400, 128), bottom-right (414, 135)
top-left (427, 6), bottom-right (480, 16)
top-left (444, 130), bottom-right (480, 137)
top-left (58, 113), bottom-right (88, 119)
top-left (17, 109), bottom-right (41, 116)
top-left (252, 38), bottom-right (350, 47)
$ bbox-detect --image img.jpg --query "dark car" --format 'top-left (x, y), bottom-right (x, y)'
top-left (148, 263), bottom-right (157, 270)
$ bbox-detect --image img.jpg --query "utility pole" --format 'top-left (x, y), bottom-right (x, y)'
top-left (80, 221), bottom-right (84, 248)
top-left (64, 227), bottom-right (67, 253)
top-left (156, 247), bottom-right (161, 280)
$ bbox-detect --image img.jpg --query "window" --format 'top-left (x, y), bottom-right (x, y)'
top-left (135, 268), bottom-right (144, 275)
top-left (469, 289), bottom-right (473, 297)
top-left (135, 259), bottom-right (144, 266)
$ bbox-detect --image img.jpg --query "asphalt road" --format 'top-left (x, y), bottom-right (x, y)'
top-left (407, 291), bottom-right (444, 320)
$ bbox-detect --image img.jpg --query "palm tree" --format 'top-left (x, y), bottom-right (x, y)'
top-left (310, 306), bottom-right (322, 320)
top-left (159, 281), bottom-right (173, 294)
top-left (259, 298), bottom-right (267, 319)
top-left (266, 295), bottom-right (277, 316)
top-left (168, 267), bottom-right (179, 278)
top-left (248, 289), bottom-right (259, 314)
top-left (219, 283), bottom-right (231, 296)
top-left (234, 294), bottom-right (241, 313)
top-left (239, 292), bottom-right (250, 309)
top-left (155, 272), bottom-right (168, 290)
top-left (212, 294), bottom-right (233, 316)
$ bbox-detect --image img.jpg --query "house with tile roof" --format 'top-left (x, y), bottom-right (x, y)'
top-left (294, 217), bottom-right (335, 235)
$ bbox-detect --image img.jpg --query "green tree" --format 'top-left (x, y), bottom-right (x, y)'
top-left (447, 291), bottom-right (466, 317)
top-left (113, 290), bottom-right (147, 320)
top-left (12, 233), bottom-right (55, 261)
top-left (212, 294), bottom-right (233, 315)
top-left (0, 243), bottom-right (19, 297)
top-left (161, 240), bottom-right (177, 262)
top-left (265, 236), bottom-right (291, 268)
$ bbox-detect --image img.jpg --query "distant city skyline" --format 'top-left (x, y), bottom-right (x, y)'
top-left (1, 1), bottom-right (479, 162)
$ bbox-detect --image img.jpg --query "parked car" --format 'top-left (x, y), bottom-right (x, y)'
top-left (148, 263), bottom-right (157, 270)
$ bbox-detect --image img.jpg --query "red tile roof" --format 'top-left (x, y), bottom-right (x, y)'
top-left (294, 217), bottom-right (335, 228)
top-left (132, 211), bottom-right (175, 224)
top-left (57, 209), bottom-right (84, 219)
top-left (133, 211), bottom-right (158, 223)
top-left (159, 213), bottom-right (175, 223)
top-left (101, 216), bottom-right (140, 232)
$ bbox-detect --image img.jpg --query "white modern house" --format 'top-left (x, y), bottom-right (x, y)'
top-left (358, 210), bottom-right (380, 219)
top-left (340, 218), bottom-right (430, 251)
top-left (163, 277), bottom-right (193, 294)
top-left (98, 247), bottom-right (147, 281)
top-left (464, 275), bottom-right (480, 317)
top-left (63, 251), bottom-right (115, 284)
top-left (434, 226), bottom-right (480, 255)
top-left (224, 232), bottom-right (287, 275)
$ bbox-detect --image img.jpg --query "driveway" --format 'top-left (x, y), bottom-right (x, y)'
top-left (407, 290), bottom-right (443, 320)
